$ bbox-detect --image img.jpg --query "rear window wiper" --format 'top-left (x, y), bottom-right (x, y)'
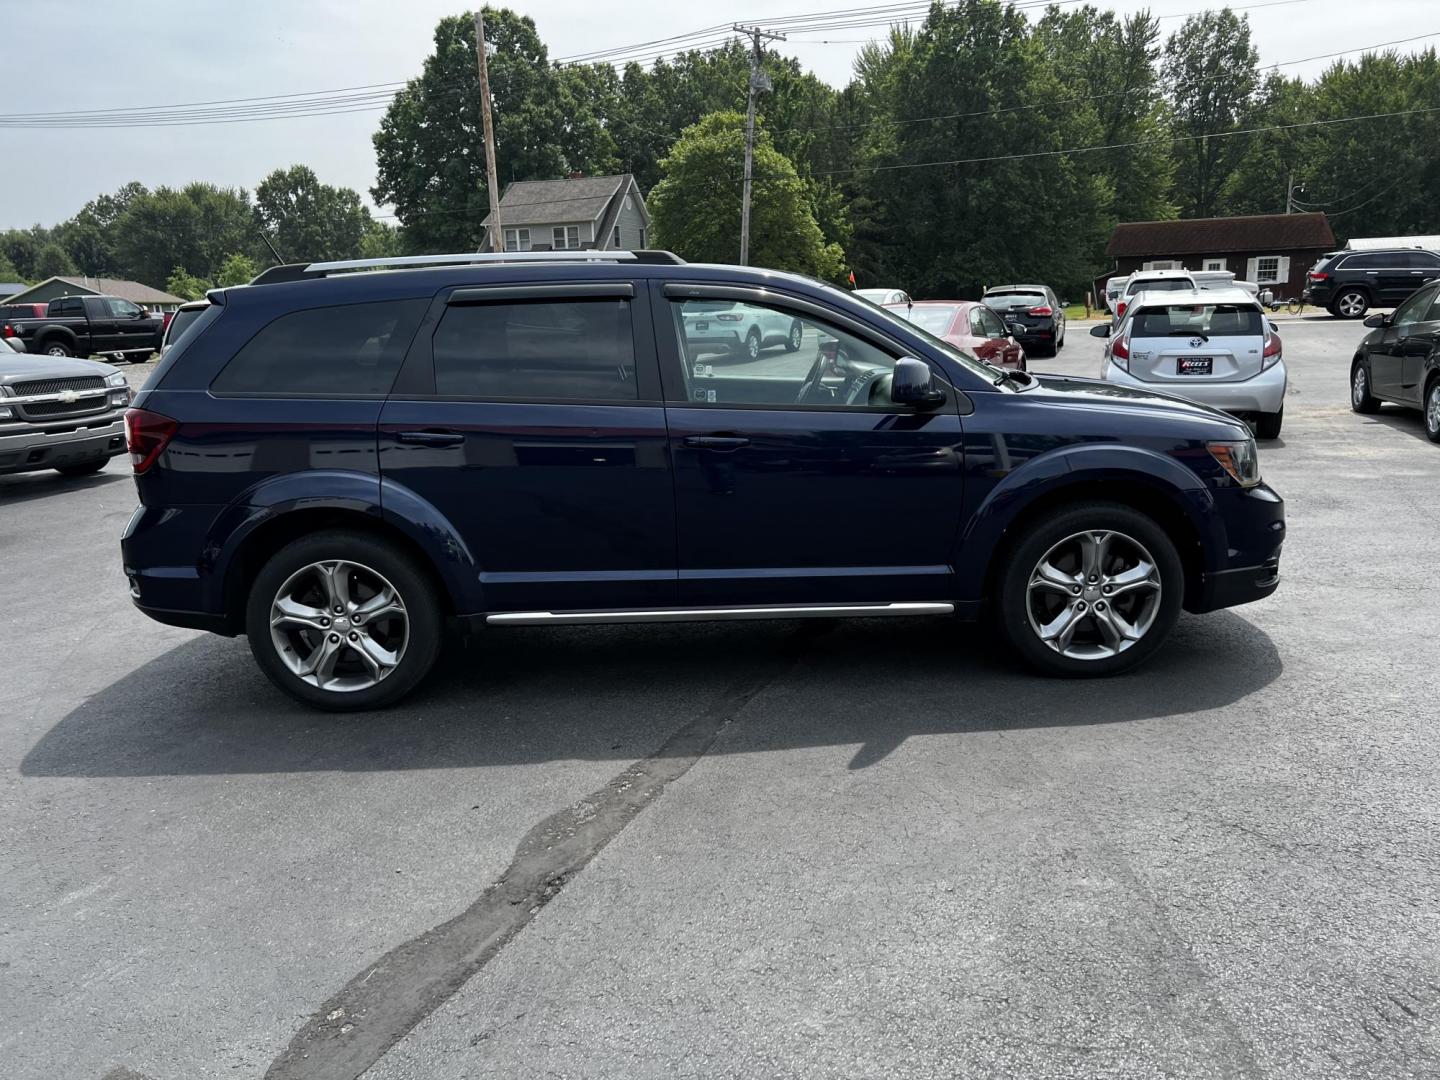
top-left (1166, 330), bottom-right (1209, 341)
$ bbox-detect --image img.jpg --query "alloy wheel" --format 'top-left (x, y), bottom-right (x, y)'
top-left (1025, 530), bottom-right (1162, 661)
top-left (46, 345), bottom-right (68, 356)
top-left (268, 559), bottom-right (409, 692)
top-left (790, 324), bottom-right (803, 350)
top-left (1353, 367), bottom-right (1368, 407)
top-left (746, 332), bottom-right (761, 359)
top-left (1337, 292), bottom-right (1367, 318)
top-left (1428, 383), bottom-right (1440, 435)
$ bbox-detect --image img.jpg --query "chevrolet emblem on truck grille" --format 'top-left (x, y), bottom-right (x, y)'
top-left (57, 390), bottom-right (79, 403)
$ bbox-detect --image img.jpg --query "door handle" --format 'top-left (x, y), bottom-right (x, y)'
top-left (683, 435), bottom-right (750, 450)
top-left (396, 430), bottom-right (465, 447)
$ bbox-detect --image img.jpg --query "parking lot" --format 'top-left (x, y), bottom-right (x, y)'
top-left (3, 315), bottom-right (1439, 1079)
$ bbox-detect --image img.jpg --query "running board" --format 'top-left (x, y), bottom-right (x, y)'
top-left (485, 601), bottom-right (954, 626)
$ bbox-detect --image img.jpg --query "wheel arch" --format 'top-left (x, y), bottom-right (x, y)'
top-left (35, 327), bottom-right (80, 352)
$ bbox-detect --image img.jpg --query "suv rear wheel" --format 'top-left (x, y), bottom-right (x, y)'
top-left (245, 530), bottom-right (443, 710)
top-left (1331, 287), bottom-right (1369, 319)
top-left (997, 502), bottom-right (1183, 677)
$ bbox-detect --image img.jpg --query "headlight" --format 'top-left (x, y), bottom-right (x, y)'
top-left (106, 373), bottom-right (128, 388)
top-left (1207, 438), bottom-right (1261, 488)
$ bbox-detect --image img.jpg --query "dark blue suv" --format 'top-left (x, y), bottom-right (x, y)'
top-left (121, 251), bottom-right (1284, 710)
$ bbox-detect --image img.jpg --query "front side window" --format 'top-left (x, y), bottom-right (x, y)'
top-left (669, 298), bottom-right (901, 409)
top-left (552, 226), bottom-right (580, 250)
top-left (105, 298), bottom-right (143, 318)
top-left (1393, 286), bottom-right (1435, 329)
top-left (504, 228), bottom-right (531, 253)
top-left (971, 307), bottom-right (1007, 338)
top-left (211, 300), bottom-right (426, 396)
top-left (1131, 303), bottom-right (1264, 338)
top-left (432, 299), bottom-right (636, 402)
top-left (1398, 251), bottom-right (1439, 268)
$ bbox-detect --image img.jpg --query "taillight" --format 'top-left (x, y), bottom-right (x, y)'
top-left (1262, 329), bottom-right (1282, 369)
top-left (1116, 301), bottom-right (1127, 319)
top-left (1, 324), bottom-right (13, 338)
top-left (715, 313), bottom-right (743, 322)
top-left (124, 407), bottom-right (178, 474)
top-left (1028, 305), bottom-right (1053, 316)
top-left (1308, 271), bottom-right (1329, 282)
top-left (1111, 333), bottom-right (1131, 371)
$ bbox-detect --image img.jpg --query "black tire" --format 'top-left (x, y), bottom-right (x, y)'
top-left (743, 327), bottom-right (762, 360)
top-left (244, 529), bottom-right (443, 711)
top-left (54, 458), bottom-right (108, 477)
top-left (784, 320), bottom-right (803, 353)
top-left (41, 339), bottom-right (73, 357)
top-left (1425, 376), bottom-right (1440, 444)
top-left (996, 501), bottom-right (1184, 678)
top-left (1351, 360), bottom-right (1381, 414)
top-left (1056, 324), bottom-right (1066, 351)
top-left (1255, 407), bottom-right (1283, 440)
top-left (1330, 287), bottom-right (1369, 319)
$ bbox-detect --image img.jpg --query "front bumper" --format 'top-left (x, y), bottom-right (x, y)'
top-left (1186, 482), bottom-right (1285, 613)
top-left (1105, 359), bottom-right (1287, 415)
top-left (0, 417), bottom-right (127, 475)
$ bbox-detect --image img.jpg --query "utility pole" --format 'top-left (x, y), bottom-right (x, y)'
top-left (1285, 171), bottom-right (1305, 215)
top-left (734, 24), bottom-right (785, 266)
top-left (474, 9), bottom-right (503, 252)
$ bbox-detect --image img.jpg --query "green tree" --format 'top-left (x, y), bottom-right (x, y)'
top-left (166, 266), bottom-right (212, 300)
top-left (255, 165), bottom-right (370, 262)
top-left (0, 229), bottom-right (46, 281)
top-left (359, 218), bottom-right (405, 259)
top-left (34, 241), bottom-right (77, 279)
top-left (0, 251), bottom-right (22, 283)
top-left (113, 183), bottom-right (258, 287)
top-left (216, 253), bottom-right (259, 287)
top-left (649, 112), bottom-right (844, 280)
top-left (1163, 9), bottom-right (1260, 217)
top-left (372, 8), bottom-right (614, 251)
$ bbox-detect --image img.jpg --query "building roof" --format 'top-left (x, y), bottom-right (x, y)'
top-left (0, 282), bottom-right (27, 300)
top-left (4, 275), bottom-right (186, 306)
top-left (1343, 235), bottom-right (1440, 251)
top-left (481, 174), bottom-right (633, 228)
top-left (1106, 213), bottom-right (1335, 258)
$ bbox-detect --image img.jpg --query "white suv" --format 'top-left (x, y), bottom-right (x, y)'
top-left (1110, 269), bottom-right (1198, 325)
top-left (680, 299), bottom-right (804, 360)
top-left (1093, 286), bottom-right (1287, 439)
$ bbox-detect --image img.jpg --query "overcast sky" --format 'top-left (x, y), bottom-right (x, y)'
top-left (1, 0), bottom-right (1432, 229)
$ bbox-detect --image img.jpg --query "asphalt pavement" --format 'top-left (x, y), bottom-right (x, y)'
top-left (2, 315), bottom-right (1438, 1079)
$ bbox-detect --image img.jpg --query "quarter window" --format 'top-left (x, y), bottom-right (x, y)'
top-left (668, 298), bottom-right (900, 409)
top-left (432, 299), bottom-right (637, 401)
top-left (212, 300), bottom-right (426, 396)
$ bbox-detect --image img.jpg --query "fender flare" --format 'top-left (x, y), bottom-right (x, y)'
top-left (34, 326), bottom-right (80, 352)
top-left (955, 443), bottom-right (1221, 598)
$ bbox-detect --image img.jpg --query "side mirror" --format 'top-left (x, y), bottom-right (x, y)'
top-left (1362, 313), bottom-right (1389, 328)
top-left (1089, 324), bottom-right (1111, 338)
top-left (891, 357), bottom-right (945, 407)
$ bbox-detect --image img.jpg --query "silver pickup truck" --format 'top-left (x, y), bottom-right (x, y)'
top-left (0, 336), bottom-right (132, 478)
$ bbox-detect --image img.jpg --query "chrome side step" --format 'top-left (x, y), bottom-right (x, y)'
top-left (485, 601), bottom-right (954, 626)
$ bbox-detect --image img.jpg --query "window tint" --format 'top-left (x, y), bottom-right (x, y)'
top-left (105, 298), bottom-right (143, 318)
top-left (212, 300), bottom-right (425, 396)
top-left (972, 307), bottom-right (1007, 337)
top-left (164, 307), bottom-right (204, 345)
top-left (669, 298), bottom-right (900, 408)
top-left (1427, 289), bottom-right (1440, 321)
top-left (1132, 304), bottom-right (1263, 337)
top-left (49, 298), bottom-right (80, 317)
top-left (1393, 287), bottom-right (1434, 328)
top-left (1341, 253), bottom-right (1387, 269)
top-left (432, 299), bottom-right (636, 401)
top-left (1397, 251), bottom-right (1439, 268)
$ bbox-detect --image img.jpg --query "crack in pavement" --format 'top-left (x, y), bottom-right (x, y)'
top-left (263, 622), bottom-right (830, 1080)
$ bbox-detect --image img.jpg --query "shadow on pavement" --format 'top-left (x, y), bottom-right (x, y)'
top-left (0, 467), bottom-right (128, 505)
top-left (1363, 406), bottom-right (1435, 446)
top-left (23, 608), bottom-right (1282, 778)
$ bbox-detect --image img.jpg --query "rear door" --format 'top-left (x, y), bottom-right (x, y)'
top-left (656, 282), bottom-right (965, 607)
top-left (377, 281), bottom-right (676, 614)
top-left (1126, 302), bottom-right (1265, 385)
top-left (84, 297), bottom-right (123, 353)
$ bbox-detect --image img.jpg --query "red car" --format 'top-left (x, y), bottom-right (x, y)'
top-left (885, 300), bottom-right (1027, 370)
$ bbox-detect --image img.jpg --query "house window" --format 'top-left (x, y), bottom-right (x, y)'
top-left (552, 225), bottom-right (580, 250)
top-left (504, 228), bottom-right (530, 253)
top-left (1254, 256), bottom-right (1281, 283)
top-left (1142, 260), bottom-right (1179, 271)
top-left (1203, 259), bottom-right (1227, 272)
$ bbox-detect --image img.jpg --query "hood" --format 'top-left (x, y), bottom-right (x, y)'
top-left (0, 354), bottom-right (120, 384)
top-left (1028, 373), bottom-right (1250, 433)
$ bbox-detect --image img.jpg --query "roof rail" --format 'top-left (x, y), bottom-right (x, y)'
top-left (248, 249), bottom-right (685, 287)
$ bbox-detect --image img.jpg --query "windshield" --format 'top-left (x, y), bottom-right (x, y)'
top-left (1132, 303), bottom-right (1264, 337)
top-left (892, 304), bottom-right (961, 334)
top-left (1126, 278), bottom-right (1192, 295)
top-left (985, 292), bottom-right (1045, 309)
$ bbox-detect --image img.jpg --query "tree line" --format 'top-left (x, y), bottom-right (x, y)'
top-left (7, 2), bottom-right (1437, 302)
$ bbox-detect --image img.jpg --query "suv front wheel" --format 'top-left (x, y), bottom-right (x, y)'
top-left (997, 502), bottom-right (1184, 677)
top-left (245, 530), bottom-right (443, 710)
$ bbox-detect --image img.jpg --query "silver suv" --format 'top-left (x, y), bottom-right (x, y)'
top-left (1093, 287), bottom-right (1287, 439)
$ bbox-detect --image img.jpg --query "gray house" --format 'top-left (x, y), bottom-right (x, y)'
top-left (481, 174), bottom-right (650, 253)
top-left (2, 275), bottom-right (186, 314)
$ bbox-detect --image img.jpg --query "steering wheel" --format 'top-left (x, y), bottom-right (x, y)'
top-left (795, 350), bottom-right (836, 405)
top-left (843, 368), bottom-right (888, 407)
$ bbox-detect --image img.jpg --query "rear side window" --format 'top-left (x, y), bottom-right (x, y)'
top-left (49, 298), bottom-right (81, 316)
top-left (1340, 253), bottom-right (1387, 269)
top-left (431, 299), bottom-right (637, 401)
top-left (1133, 304), bottom-right (1263, 337)
top-left (212, 299), bottom-right (426, 396)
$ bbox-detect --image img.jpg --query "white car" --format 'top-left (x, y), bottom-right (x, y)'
top-left (854, 288), bottom-right (913, 307)
top-left (1111, 269), bottom-right (1198, 325)
top-left (1092, 286), bottom-right (1287, 439)
top-left (679, 299), bottom-right (805, 361)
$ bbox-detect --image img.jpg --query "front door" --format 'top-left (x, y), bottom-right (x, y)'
top-left (1398, 285), bottom-right (1440, 405)
top-left (969, 305), bottom-right (1021, 367)
top-left (378, 282), bottom-right (676, 613)
top-left (656, 283), bottom-right (965, 607)
top-left (1371, 286), bottom-right (1434, 401)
